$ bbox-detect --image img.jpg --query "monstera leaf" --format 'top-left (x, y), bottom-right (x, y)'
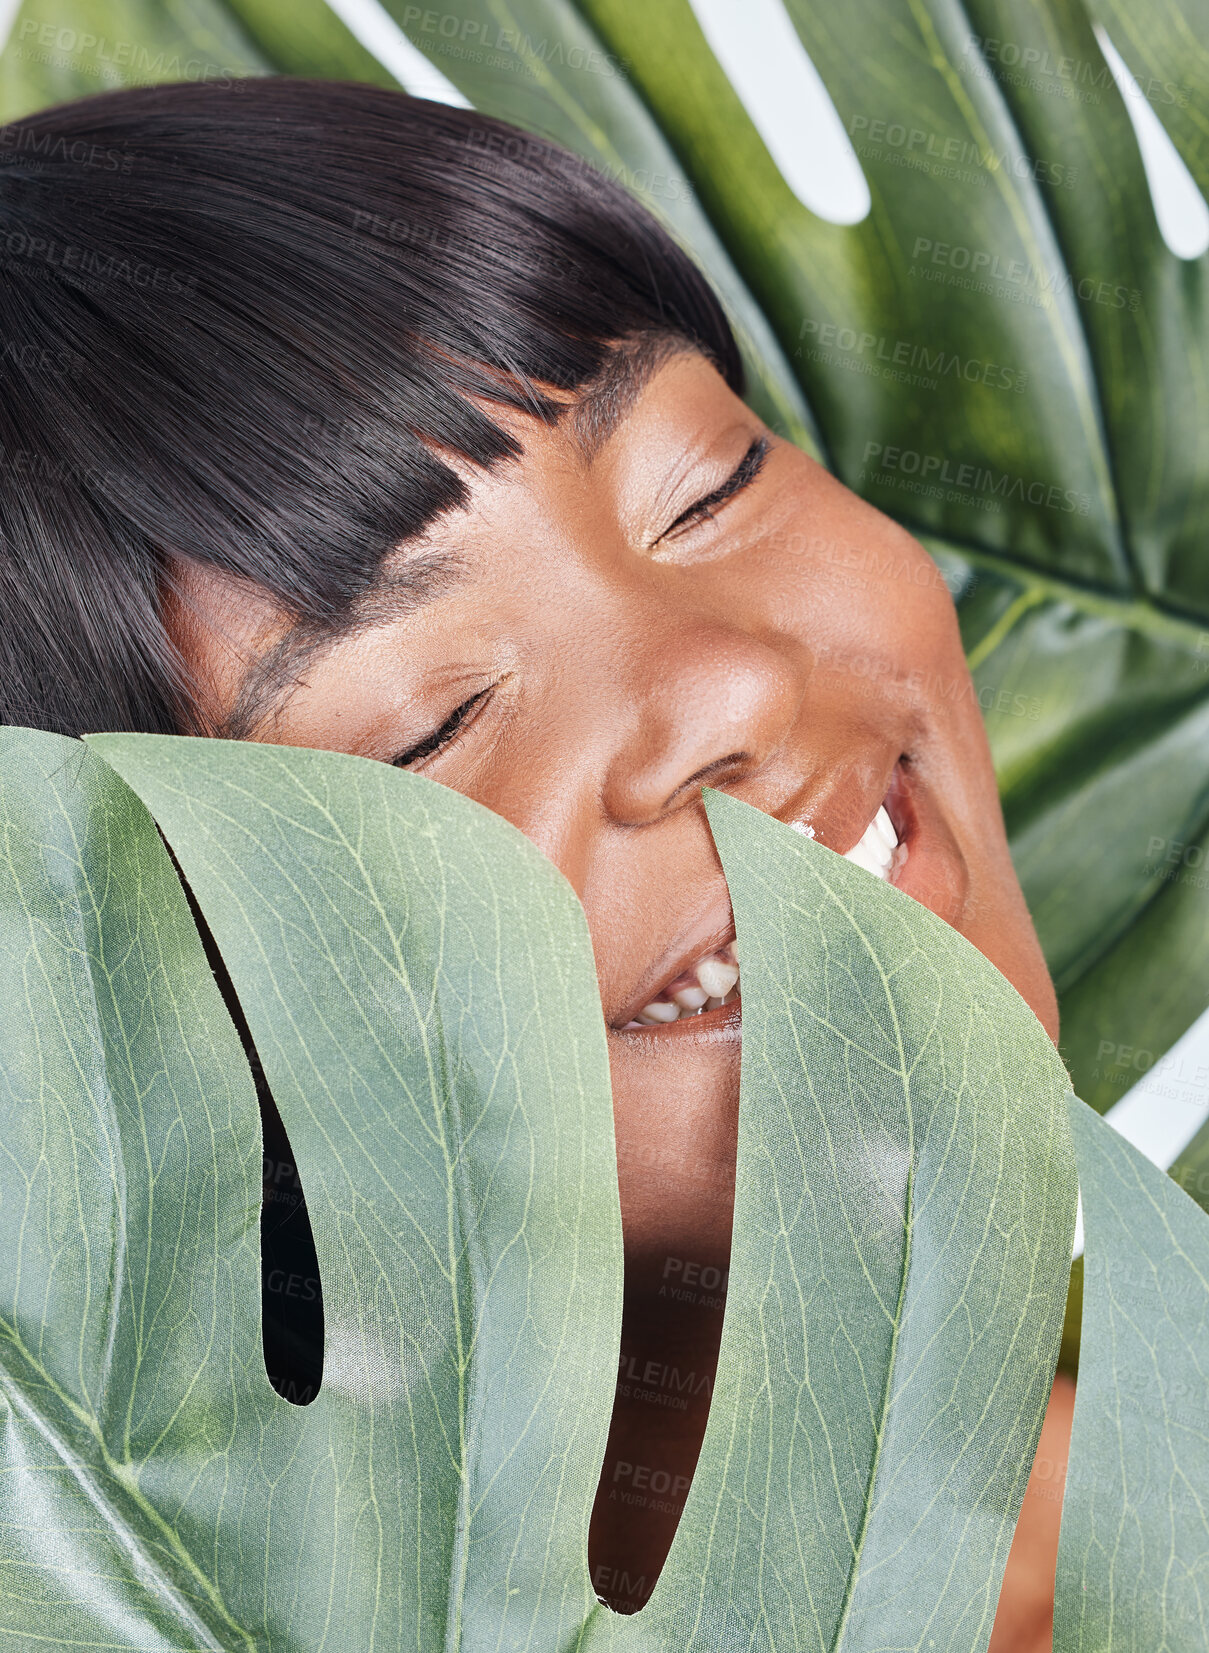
top-left (1, 0), bottom-right (1206, 1121)
top-left (0, 724), bottom-right (1084, 1648)
top-left (1058, 1098), bottom-right (1209, 1651)
top-left (7, 729), bottom-right (1209, 1645)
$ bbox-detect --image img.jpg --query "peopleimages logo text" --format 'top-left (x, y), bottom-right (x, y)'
top-left (966, 33), bottom-right (1188, 108)
top-left (798, 318), bottom-right (1027, 392)
top-left (14, 19), bottom-right (241, 84)
top-left (398, 6), bottom-right (628, 78)
top-left (0, 231), bottom-right (197, 296)
top-left (0, 123), bottom-right (135, 172)
top-left (911, 237), bottom-right (1141, 311)
top-left (848, 115), bottom-right (1076, 188)
top-left (862, 442), bottom-right (1092, 515)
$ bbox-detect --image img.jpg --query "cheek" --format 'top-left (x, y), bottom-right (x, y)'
top-left (764, 486), bottom-right (1059, 1035)
top-left (963, 879), bottom-right (1060, 1043)
top-left (844, 526), bottom-right (966, 667)
top-left (754, 479), bottom-right (959, 665)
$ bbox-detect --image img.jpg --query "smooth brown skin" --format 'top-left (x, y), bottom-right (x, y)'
top-left (168, 348), bottom-right (1066, 1647)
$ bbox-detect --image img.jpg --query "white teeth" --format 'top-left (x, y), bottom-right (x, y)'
top-left (696, 956), bottom-right (739, 999)
top-left (844, 835), bottom-right (888, 877)
top-left (629, 943), bottom-right (741, 1027)
top-left (628, 803), bottom-right (896, 1032)
top-left (637, 1000), bottom-right (680, 1023)
top-left (843, 805), bottom-right (897, 881)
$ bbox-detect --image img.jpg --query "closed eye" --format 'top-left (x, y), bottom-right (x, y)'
top-left (392, 686), bottom-right (492, 768)
top-left (658, 436), bottom-right (770, 540)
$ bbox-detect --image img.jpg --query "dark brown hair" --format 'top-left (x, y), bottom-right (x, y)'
top-left (0, 76), bottom-right (741, 737)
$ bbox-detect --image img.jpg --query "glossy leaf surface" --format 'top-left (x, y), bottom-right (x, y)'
top-left (0, 730), bottom-right (1078, 1647)
top-left (1, 728), bottom-right (621, 1648)
top-left (1057, 1097), bottom-right (1209, 1650)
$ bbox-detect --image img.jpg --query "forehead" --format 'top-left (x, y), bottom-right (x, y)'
top-left (165, 344), bottom-right (738, 737)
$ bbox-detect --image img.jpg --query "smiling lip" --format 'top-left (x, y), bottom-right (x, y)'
top-left (615, 760), bottom-right (922, 1036)
top-left (613, 913), bottom-right (737, 1033)
top-left (620, 937), bottom-right (741, 1031)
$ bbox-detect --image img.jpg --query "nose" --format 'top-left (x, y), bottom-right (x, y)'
top-left (601, 613), bottom-right (809, 827)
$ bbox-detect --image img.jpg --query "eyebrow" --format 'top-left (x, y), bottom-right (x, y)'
top-left (569, 331), bottom-right (698, 461)
top-left (216, 550), bottom-right (461, 740)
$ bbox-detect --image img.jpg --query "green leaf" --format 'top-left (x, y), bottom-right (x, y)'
top-left (699, 789), bottom-right (1076, 1651)
top-left (1057, 1096), bottom-right (1209, 1650)
top-left (0, 728), bottom-right (268, 1648)
top-left (1089, 0), bottom-right (1209, 205)
top-left (0, 0), bottom-right (272, 114)
top-left (73, 735), bottom-right (1073, 1649)
top-left (577, 0), bottom-right (1118, 568)
top-left (1169, 1118), bottom-right (1209, 1220)
top-left (936, 546), bottom-right (1209, 1114)
top-left (3, 728), bottom-right (623, 1648)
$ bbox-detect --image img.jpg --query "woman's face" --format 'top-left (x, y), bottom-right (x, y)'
top-left (169, 346), bottom-right (1057, 1274)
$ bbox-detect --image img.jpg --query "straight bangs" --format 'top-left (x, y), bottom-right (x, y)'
top-left (0, 77), bottom-right (741, 736)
